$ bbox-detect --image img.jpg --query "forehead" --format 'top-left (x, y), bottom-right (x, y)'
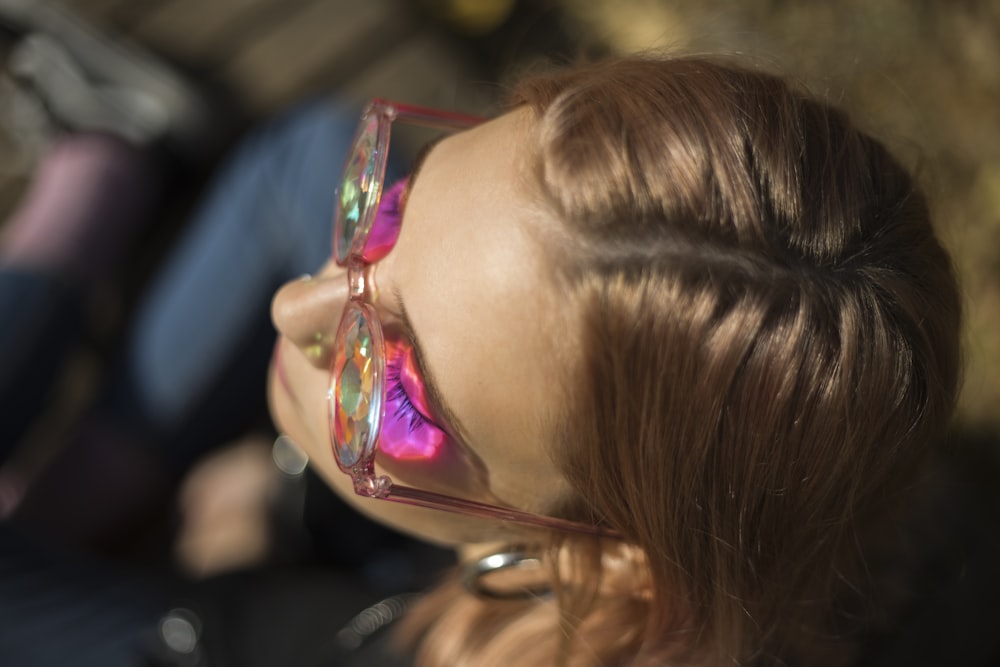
top-left (382, 108), bottom-right (576, 508)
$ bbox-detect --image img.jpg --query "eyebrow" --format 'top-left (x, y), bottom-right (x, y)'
top-left (395, 293), bottom-right (475, 449)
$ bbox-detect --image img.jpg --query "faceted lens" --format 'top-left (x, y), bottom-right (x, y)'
top-left (331, 305), bottom-right (383, 468)
top-left (334, 114), bottom-right (382, 265)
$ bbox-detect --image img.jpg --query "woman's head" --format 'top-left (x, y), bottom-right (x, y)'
top-left (270, 55), bottom-right (961, 664)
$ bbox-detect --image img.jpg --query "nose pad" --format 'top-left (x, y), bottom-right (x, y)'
top-left (271, 269), bottom-right (349, 369)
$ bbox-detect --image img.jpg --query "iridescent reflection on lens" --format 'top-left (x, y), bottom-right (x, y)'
top-left (332, 305), bottom-right (382, 468)
top-left (335, 114), bottom-right (381, 264)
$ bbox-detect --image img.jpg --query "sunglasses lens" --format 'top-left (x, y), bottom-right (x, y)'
top-left (334, 114), bottom-right (382, 265)
top-left (330, 304), bottom-right (383, 469)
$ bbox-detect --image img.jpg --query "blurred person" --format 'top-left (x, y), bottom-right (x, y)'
top-left (5, 97), bottom-right (364, 551)
top-left (0, 132), bottom-right (159, 461)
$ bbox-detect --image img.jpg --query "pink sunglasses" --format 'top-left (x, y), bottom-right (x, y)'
top-left (328, 99), bottom-right (620, 539)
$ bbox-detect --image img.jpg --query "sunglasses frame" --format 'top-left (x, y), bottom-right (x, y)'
top-left (329, 99), bottom-right (620, 539)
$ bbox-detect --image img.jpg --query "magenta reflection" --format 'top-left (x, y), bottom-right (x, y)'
top-left (380, 338), bottom-right (450, 461)
top-left (360, 178), bottom-right (407, 263)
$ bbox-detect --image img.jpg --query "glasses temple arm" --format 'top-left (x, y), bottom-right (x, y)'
top-left (378, 483), bottom-right (622, 539)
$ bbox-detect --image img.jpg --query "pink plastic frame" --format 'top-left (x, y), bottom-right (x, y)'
top-left (329, 99), bottom-right (621, 539)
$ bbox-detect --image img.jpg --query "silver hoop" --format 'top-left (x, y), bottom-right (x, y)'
top-left (460, 550), bottom-right (551, 600)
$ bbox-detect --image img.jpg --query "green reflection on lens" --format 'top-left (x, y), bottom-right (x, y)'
top-left (335, 115), bottom-right (380, 264)
top-left (339, 354), bottom-right (362, 416)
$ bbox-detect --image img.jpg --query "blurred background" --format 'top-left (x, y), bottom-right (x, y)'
top-left (2, 0), bottom-right (998, 430)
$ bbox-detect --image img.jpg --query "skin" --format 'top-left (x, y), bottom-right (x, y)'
top-left (269, 108), bottom-right (577, 546)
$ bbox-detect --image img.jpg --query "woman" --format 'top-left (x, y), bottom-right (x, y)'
top-left (269, 56), bottom-right (961, 665)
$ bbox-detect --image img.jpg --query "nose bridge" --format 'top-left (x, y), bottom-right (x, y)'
top-left (272, 270), bottom-right (351, 366)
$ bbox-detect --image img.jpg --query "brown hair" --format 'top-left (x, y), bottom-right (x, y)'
top-left (400, 56), bottom-right (962, 666)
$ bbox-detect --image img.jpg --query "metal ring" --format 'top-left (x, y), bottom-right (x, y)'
top-left (460, 551), bottom-right (551, 600)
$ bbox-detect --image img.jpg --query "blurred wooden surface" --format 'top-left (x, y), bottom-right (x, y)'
top-left (60, 0), bottom-right (496, 115)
